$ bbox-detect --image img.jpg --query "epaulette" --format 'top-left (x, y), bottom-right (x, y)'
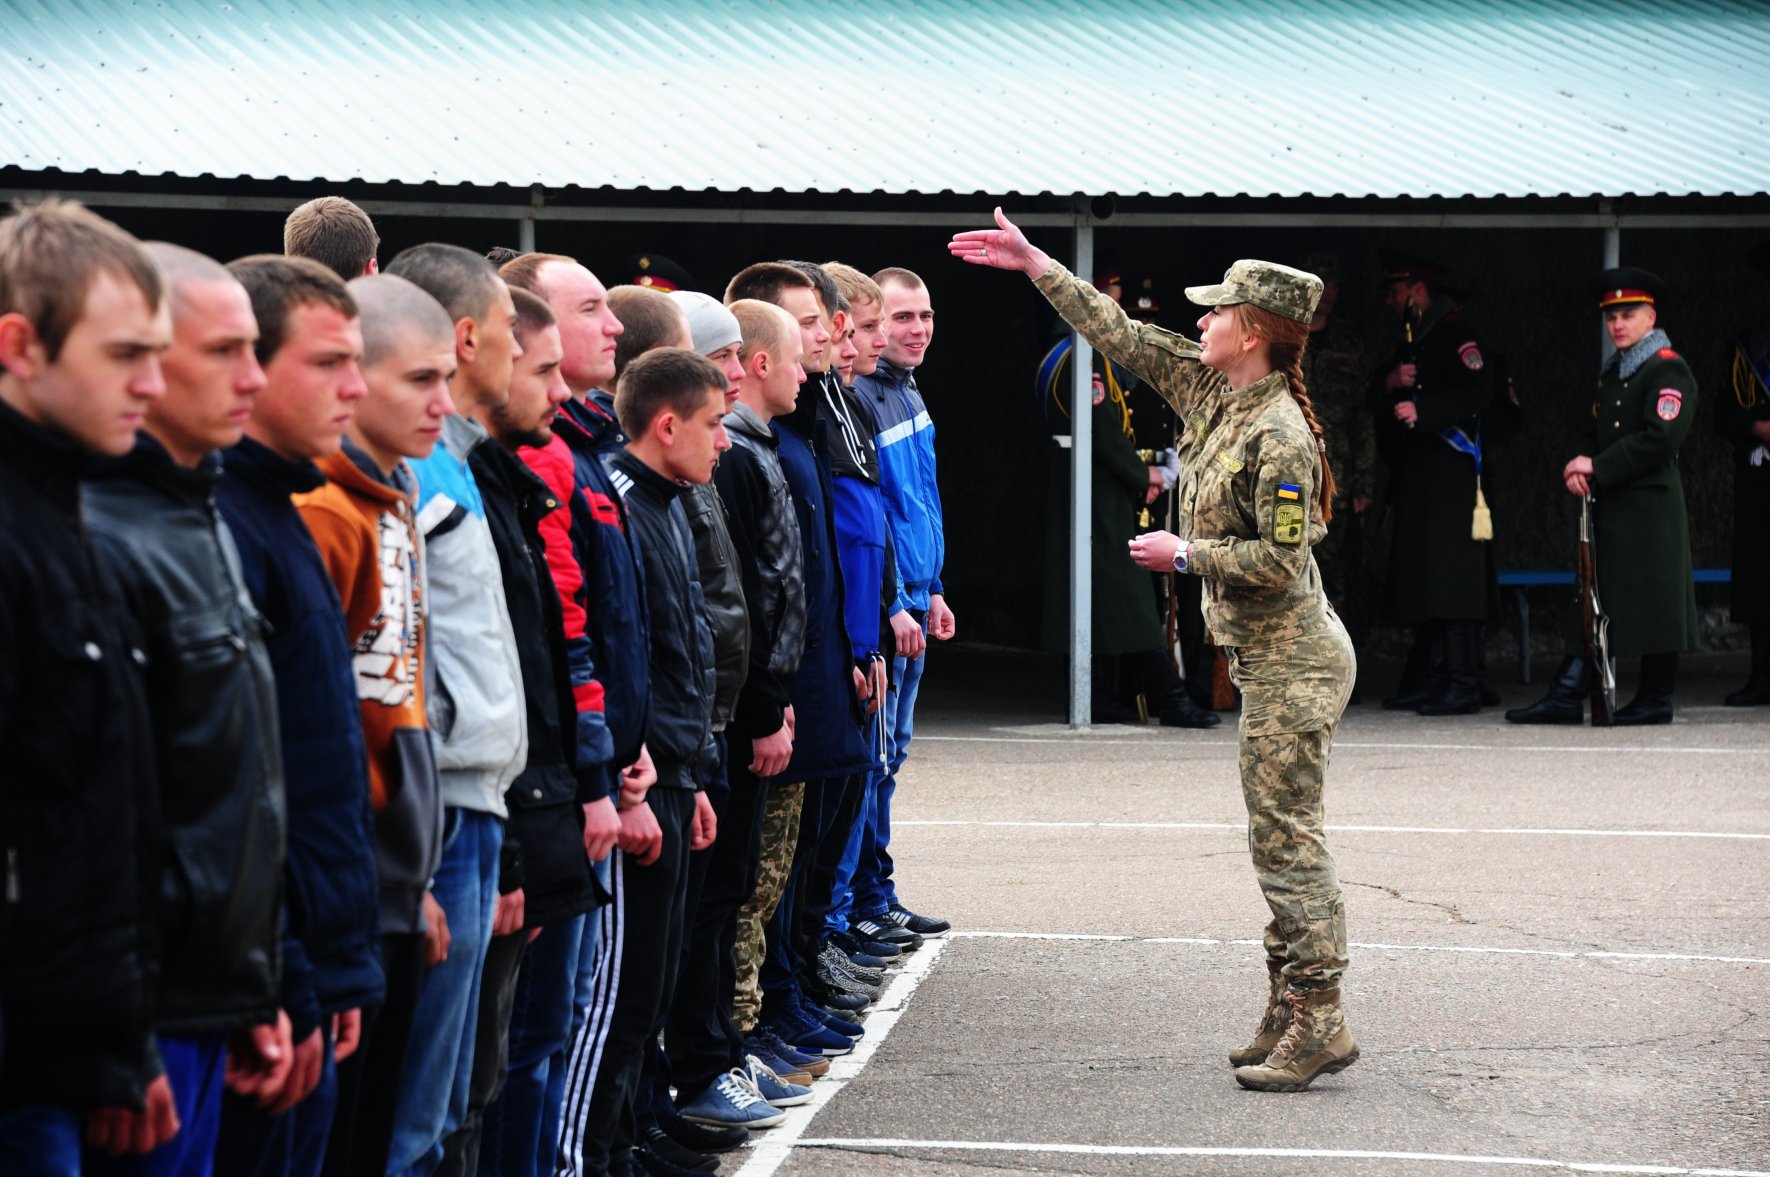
top-left (1657, 347), bottom-right (1679, 360)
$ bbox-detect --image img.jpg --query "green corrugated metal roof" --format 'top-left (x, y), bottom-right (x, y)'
top-left (3, 0), bottom-right (1767, 199)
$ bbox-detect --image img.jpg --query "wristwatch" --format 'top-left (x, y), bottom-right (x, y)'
top-left (1172, 540), bottom-right (1192, 574)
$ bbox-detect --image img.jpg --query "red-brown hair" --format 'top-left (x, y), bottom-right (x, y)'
top-left (1231, 303), bottom-right (1335, 523)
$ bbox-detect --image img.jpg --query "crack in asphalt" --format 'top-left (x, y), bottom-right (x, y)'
top-left (1343, 878), bottom-right (1475, 925)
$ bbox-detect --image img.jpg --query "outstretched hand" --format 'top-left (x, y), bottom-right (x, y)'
top-left (948, 207), bottom-right (1052, 278)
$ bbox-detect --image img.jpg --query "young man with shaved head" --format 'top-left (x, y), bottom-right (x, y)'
top-left (291, 273), bottom-right (454, 1177)
top-left (501, 252), bottom-right (660, 1167)
top-left (556, 348), bottom-right (731, 1176)
top-left (848, 265), bottom-right (954, 947)
top-left (382, 243), bottom-right (529, 1175)
top-left (215, 254), bottom-right (382, 1176)
top-left (0, 200), bottom-right (171, 1171)
top-left (81, 242), bottom-right (287, 1177)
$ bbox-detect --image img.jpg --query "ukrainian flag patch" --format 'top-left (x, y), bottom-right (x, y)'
top-left (1277, 482), bottom-right (1302, 501)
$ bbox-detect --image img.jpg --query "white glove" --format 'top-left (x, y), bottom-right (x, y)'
top-left (1158, 448), bottom-right (1181, 490)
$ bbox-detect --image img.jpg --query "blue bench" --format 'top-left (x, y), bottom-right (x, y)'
top-left (1499, 568), bottom-right (1731, 681)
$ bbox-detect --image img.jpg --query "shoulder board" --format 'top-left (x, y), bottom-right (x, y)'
top-left (1657, 347), bottom-right (1679, 360)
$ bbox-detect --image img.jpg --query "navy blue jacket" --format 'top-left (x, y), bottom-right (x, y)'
top-left (607, 450), bottom-right (717, 790)
top-left (773, 406), bottom-right (872, 782)
top-left (217, 438), bottom-right (383, 1036)
top-left (521, 398), bottom-right (649, 798)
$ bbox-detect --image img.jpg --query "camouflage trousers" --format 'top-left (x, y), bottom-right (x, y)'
top-left (732, 781), bottom-right (803, 1033)
top-left (1228, 615), bottom-right (1354, 990)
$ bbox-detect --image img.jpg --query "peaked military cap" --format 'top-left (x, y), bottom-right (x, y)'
top-left (1378, 249), bottom-right (1442, 286)
top-left (631, 252), bottom-right (693, 293)
top-left (1185, 259), bottom-right (1322, 323)
top-left (1590, 266), bottom-right (1667, 309)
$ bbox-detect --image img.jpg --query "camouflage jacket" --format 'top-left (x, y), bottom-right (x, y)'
top-left (1034, 262), bottom-right (1330, 647)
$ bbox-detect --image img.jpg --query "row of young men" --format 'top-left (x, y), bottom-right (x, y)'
top-left (0, 194), bottom-right (952, 1177)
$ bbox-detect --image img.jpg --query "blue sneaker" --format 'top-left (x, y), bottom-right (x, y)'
top-left (757, 1028), bottom-right (828, 1076)
top-left (766, 1007), bottom-right (854, 1057)
top-left (800, 1000), bottom-right (863, 1040)
top-left (740, 1035), bottom-right (813, 1084)
top-left (852, 915), bottom-right (922, 949)
top-left (885, 904), bottom-right (951, 938)
top-left (677, 1069), bottom-right (787, 1129)
top-left (743, 1055), bottom-right (813, 1107)
top-left (832, 929), bottom-right (902, 960)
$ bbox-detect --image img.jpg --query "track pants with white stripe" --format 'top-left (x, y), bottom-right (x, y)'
top-left (554, 786), bottom-right (695, 1176)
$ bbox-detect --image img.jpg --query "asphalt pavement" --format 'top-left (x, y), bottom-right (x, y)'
top-left (734, 647), bottom-right (1768, 1177)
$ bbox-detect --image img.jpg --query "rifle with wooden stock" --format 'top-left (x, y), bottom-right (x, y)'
top-left (1577, 493), bottom-right (1616, 726)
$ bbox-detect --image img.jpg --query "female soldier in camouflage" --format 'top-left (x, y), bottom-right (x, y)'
top-left (950, 209), bottom-right (1358, 1092)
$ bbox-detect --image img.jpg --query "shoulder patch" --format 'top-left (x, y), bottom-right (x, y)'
top-left (1656, 389), bottom-right (1683, 421)
top-left (1273, 497), bottom-right (1305, 545)
top-left (1458, 341), bottom-right (1485, 371)
top-left (1657, 347), bottom-right (1679, 360)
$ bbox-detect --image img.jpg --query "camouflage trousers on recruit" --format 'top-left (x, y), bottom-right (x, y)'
top-left (732, 781), bottom-right (804, 1033)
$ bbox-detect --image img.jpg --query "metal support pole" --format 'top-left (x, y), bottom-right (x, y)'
top-left (520, 184), bottom-right (543, 253)
top-left (1068, 219), bottom-right (1095, 728)
top-left (1601, 200), bottom-right (1620, 364)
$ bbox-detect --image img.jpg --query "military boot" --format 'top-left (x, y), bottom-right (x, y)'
top-left (1503, 656), bottom-right (1589, 724)
top-left (1613, 653), bottom-right (1677, 726)
top-left (1233, 986), bottom-right (1358, 1092)
top-left (1226, 961), bottom-right (1290, 1067)
top-left (1417, 622), bottom-right (1482, 715)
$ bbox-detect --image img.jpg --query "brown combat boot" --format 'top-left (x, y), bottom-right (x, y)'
top-left (1232, 986), bottom-right (1358, 1092)
top-left (1227, 961), bottom-right (1290, 1067)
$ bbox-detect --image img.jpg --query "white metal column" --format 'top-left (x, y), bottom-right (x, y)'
top-left (1068, 219), bottom-right (1095, 728)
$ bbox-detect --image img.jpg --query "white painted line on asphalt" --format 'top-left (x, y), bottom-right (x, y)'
top-left (896, 818), bottom-right (1770, 841)
top-left (952, 930), bottom-right (1770, 966)
top-left (920, 733), bottom-right (1768, 755)
top-left (791, 1138), bottom-right (1770, 1175)
top-left (732, 935), bottom-right (951, 1177)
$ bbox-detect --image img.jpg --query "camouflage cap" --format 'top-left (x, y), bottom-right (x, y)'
top-left (1185, 259), bottom-right (1323, 323)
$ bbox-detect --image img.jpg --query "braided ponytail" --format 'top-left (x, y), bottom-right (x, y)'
top-left (1233, 304), bottom-right (1336, 524)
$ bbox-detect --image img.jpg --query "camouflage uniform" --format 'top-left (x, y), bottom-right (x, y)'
top-left (731, 781), bottom-right (803, 1032)
top-left (1034, 261), bottom-right (1353, 990)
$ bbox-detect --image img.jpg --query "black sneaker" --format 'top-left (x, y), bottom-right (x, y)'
top-left (884, 904), bottom-right (951, 938)
top-left (634, 1143), bottom-right (716, 1177)
top-left (641, 1129), bottom-right (719, 1173)
top-left (833, 928), bottom-right (902, 959)
top-left (851, 915), bottom-right (922, 949)
top-left (659, 1107), bottom-right (748, 1153)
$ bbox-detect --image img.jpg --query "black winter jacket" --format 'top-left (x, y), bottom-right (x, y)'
top-left (217, 439), bottom-right (383, 1037)
top-left (607, 450), bottom-right (717, 790)
top-left (683, 481), bottom-right (748, 731)
top-left (713, 403), bottom-right (805, 739)
top-left (0, 401), bottom-right (160, 1110)
top-left (86, 437), bottom-right (285, 1037)
top-left (470, 440), bottom-right (604, 927)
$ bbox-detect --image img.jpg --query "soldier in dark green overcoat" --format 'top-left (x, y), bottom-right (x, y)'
top-left (1715, 242), bottom-right (1770, 706)
top-left (1507, 268), bottom-right (1698, 726)
top-left (1038, 277), bottom-right (1218, 729)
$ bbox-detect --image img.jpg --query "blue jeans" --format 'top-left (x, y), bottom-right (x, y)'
top-left (479, 913), bottom-right (587, 1177)
top-left (215, 1021), bottom-right (337, 1177)
top-left (853, 650), bottom-right (924, 917)
top-left (0, 1103), bottom-right (82, 1176)
top-left (87, 1035), bottom-right (226, 1177)
top-left (387, 808), bottom-right (503, 1177)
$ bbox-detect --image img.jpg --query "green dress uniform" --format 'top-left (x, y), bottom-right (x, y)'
top-left (1038, 341), bottom-right (1166, 657)
top-left (1578, 332), bottom-right (1700, 657)
top-left (1034, 260), bottom-right (1356, 1052)
top-left (1713, 325), bottom-right (1769, 702)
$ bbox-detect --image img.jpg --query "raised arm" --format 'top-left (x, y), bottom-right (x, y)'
top-left (949, 207), bottom-right (1221, 418)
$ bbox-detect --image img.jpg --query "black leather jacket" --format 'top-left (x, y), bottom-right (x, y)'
top-left (85, 437), bottom-right (286, 1038)
top-left (683, 481), bottom-right (749, 731)
top-left (713, 403), bottom-right (806, 737)
top-left (0, 402), bottom-right (160, 1110)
